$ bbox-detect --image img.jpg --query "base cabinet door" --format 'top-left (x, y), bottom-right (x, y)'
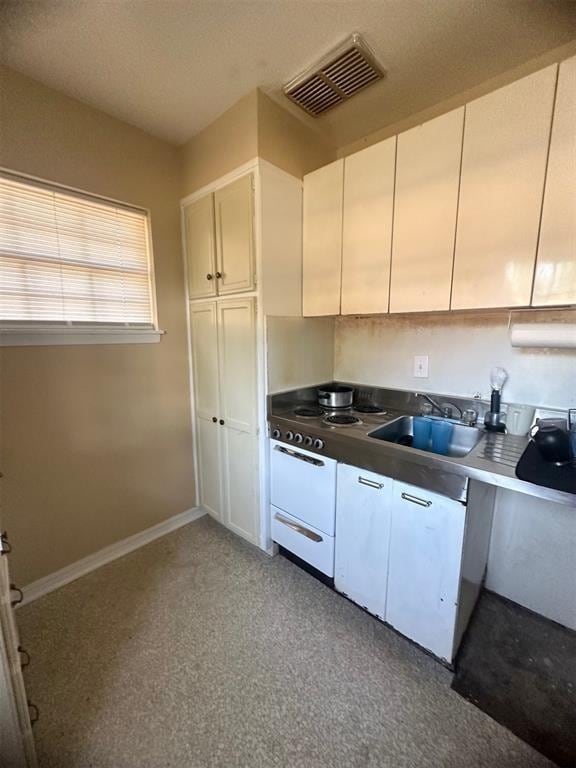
top-left (196, 416), bottom-right (222, 521)
top-left (335, 465), bottom-right (393, 620)
top-left (189, 302), bottom-right (222, 520)
top-left (386, 481), bottom-right (466, 662)
top-left (217, 298), bottom-right (259, 544)
top-left (221, 427), bottom-right (258, 543)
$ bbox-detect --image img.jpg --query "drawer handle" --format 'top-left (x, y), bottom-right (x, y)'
top-left (358, 476), bottom-right (384, 490)
top-left (274, 513), bottom-right (323, 542)
top-left (401, 492), bottom-right (432, 508)
top-left (273, 445), bottom-right (324, 467)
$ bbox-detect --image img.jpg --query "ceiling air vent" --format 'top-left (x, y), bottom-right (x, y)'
top-left (283, 34), bottom-right (385, 117)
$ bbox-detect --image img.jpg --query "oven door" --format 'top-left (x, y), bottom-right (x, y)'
top-left (270, 439), bottom-right (337, 535)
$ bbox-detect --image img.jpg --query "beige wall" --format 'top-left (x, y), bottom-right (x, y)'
top-left (338, 39), bottom-right (576, 157)
top-left (179, 90), bottom-right (258, 197)
top-left (180, 88), bottom-right (335, 197)
top-left (257, 90), bottom-right (335, 178)
top-left (0, 66), bottom-right (196, 585)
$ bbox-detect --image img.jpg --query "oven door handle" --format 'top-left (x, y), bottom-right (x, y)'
top-left (273, 445), bottom-right (324, 467)
top-left (274, 513), bottom-right (323, 542)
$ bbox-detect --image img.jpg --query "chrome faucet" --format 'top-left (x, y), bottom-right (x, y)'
top-left (415, 392), bottom-right (463, 419)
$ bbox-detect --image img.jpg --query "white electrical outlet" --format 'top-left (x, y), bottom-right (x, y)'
top-left (414, 355), bottom-right (429, 378)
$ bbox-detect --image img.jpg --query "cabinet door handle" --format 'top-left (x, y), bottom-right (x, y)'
top-left (219, 419), bottom-right (225, 426)
top-left (206, 273), bottom-right (214, 281)
top-left (274, 513), bottom-right (322, 542)
top-left (18, 646), bottom-right (30, 668)
top-left (0, 531), bottom-right (12, 555)
top-left (212, 417), bottom-right (217, 423)
top-left (10, 583), bottom-right (23, 606)
top-left (28, 701), bottom-right (39, 725)
top-left (273, 444), bottom-right (324, 467)
top-left (215, 271), bottom-right (222, 279)
top-left (358, 476), bottom-right (384, 490)
top-left (401, 492), bottom-right (432, 508)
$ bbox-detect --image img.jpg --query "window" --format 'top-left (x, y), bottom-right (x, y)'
top-left (0, 171), bottom-right (161, 345)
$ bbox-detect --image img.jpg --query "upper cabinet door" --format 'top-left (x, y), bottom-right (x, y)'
top-left (214, 174), bottom-right (255, 295)
top-left (183, 194), bottom-right (217, 300)
top-left (533, 55), bottom-right (576, 307)
top-left (303, 159), bottom-right (344, 316)
top-left (341, 138), bottom-right (396, 315)
top-left (390, 108), bottom-right (464, 313)
top-left (451, 66), bottom-right (557, 309)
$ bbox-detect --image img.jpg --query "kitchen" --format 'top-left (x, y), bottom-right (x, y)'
top-left (1, 3), bottom-right (575, 767)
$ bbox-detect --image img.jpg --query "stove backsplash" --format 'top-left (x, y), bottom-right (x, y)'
top-left (269, 381), bottom-right (494, 421)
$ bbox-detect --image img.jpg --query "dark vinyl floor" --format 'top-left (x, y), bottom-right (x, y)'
top-left (453, 591), bottom-right (576, 768)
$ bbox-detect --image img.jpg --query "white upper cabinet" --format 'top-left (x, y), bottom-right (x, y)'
top-left (303, 159), bottom-right (344, 316)
top-left (341, 138), bottom-right (396, 315)
top-left (390, 108), bottom-right (464, 313)
top-left (214, 174), bottom-right (256, 295)
top-left (184, 174), bottom-right (255, 300)
top-left (183, 194), bottom-right (217, 300)
top-left (451, 66), bottom-right (557, 309)
top-left (533, 55), bottom-right (576, 307)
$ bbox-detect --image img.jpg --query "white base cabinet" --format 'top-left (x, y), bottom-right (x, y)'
top-left (386, 481), bottom-right (466, 662)
top-left (334, 465), bottom-right (494, 664)
top-left (335, 465), bottom-right (393, 620)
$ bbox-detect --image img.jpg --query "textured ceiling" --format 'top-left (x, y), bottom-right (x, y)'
top-left (1, 0), bottom-right (575, 146)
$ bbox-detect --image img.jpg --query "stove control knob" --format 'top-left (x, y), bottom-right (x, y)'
top-left (285, 430), bottom-right (294, 441)
top-left (294, 432), bottom-right (303, 444)
top-left (313, 438), bottom-right (325, 451)
top-left (303, 435), bottom-right (313, 447)
top-left (271, 428), bottom-right (281, 440)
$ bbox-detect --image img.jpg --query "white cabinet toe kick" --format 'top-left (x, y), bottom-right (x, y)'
top-left (270, 438), bottom-right (495, 665)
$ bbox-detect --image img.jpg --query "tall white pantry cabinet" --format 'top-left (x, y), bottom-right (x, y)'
top-left (182, 159), bottom-right (303, 549)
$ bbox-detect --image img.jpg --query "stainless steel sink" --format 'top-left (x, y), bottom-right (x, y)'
top-left (369, 415), bottom-right (485, 458)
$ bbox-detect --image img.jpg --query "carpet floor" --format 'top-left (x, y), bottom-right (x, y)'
top-left (18, 515), bottom-right (553, 768)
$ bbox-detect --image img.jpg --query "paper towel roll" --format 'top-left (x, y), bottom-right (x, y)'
top-left (510, 323), bottom-right (576, 348)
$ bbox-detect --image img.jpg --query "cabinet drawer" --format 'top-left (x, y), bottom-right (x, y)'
top-left (271, 506), bottom-right (335, 577)
top-left (270, 440), bottom-right (337, 535)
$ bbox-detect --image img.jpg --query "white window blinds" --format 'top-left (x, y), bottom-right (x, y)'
top-left (0, 173), bottom-right (156, 327)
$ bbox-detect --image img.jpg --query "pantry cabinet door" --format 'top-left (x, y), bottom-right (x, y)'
top-left (183, 194), bottom-right (217, 300)
top-left (217, 298), bottom-right (257, 432)
top-left (214, 174), bottom-right (256, 295)
top-left (533, 55), bottom-right (576, 306)
top-left (341, 138), bottom-right (396, 315)
top-left (217, 298), bottom-right (258, 543)
top-left (335, 464), bottom-right (393, 620)
top-left (303, 160), bottom-right (344, 316)
top-left (390, 108), bottom-right (464, 313)
top-left (386, 481), bottom-right (466, 663)
top-left (189, 302), bottom-right (221, 520)
top-left (452, 66), bottom-right (557, 309)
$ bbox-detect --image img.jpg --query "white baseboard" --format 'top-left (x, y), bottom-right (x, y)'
top-left (20, 507), bottom-right (206, 607)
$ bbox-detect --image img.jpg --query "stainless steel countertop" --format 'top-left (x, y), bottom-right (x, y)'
top-left (268, 398), bottom-right (576, 508)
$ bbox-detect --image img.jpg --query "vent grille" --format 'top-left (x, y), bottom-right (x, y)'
top-left (283, 34), bottom-right (385, 117)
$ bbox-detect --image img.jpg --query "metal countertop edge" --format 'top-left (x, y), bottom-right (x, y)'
top-left (268, 411), bottom-right (576, 509)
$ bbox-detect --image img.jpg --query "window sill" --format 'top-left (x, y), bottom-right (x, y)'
top-left (0, 328), bottom-right (165, 347)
